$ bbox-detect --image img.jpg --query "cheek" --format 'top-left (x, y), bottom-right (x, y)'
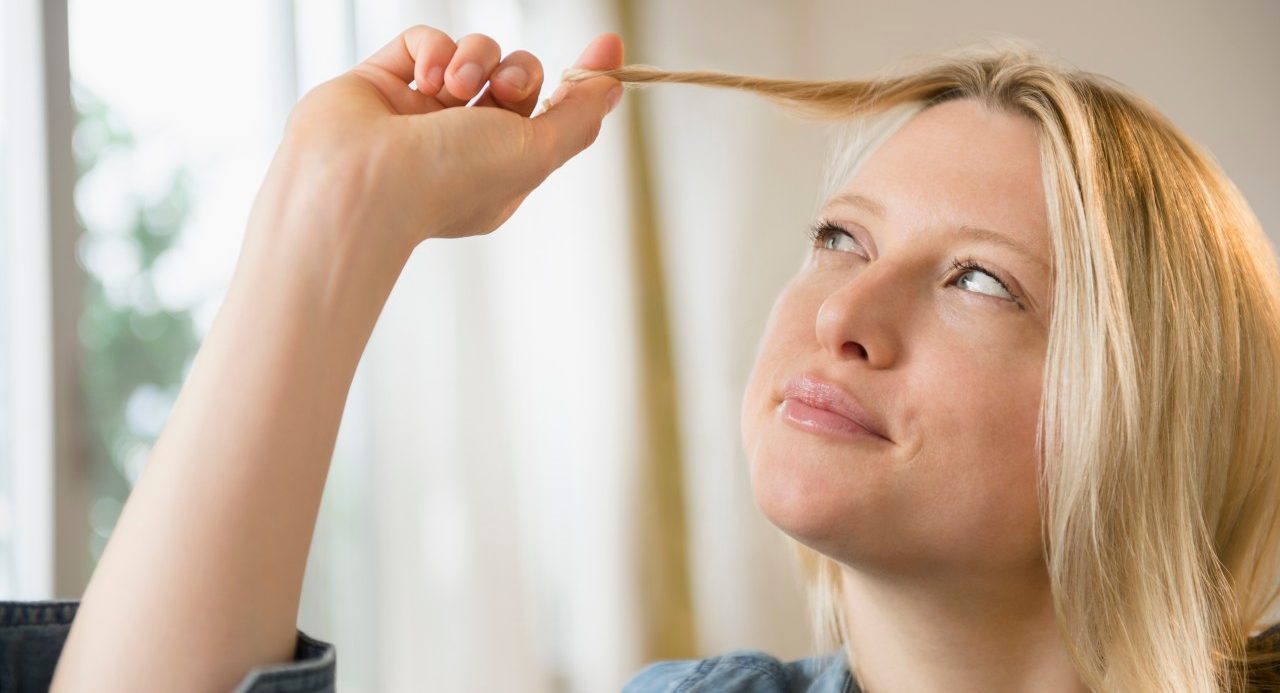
top-left (740, 270), bottom-right (1049, 573)
top-left (740, 285), bottom-right (816, 454)
top-left (910, 345), bottom-right (1045, 567)
top-left (741, 282), bottom-right (901, 551)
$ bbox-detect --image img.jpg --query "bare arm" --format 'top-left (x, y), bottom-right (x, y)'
top-left (49, 186), bottom-right (405, 692)
top-left (49, 25), bottom-right (623, 693)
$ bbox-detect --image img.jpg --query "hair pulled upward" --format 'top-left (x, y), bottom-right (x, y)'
top-left (558, 39), bottom-right (1065, 120)
top-left (565, 40), bottom-right (1280, 693)
top-left (560, 63), bottom-right (884, 119)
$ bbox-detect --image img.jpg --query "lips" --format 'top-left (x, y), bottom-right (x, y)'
top-left (779, 374), bottom-right (891, 441)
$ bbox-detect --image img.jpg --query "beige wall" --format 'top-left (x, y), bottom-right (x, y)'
top-left (805, 0), bottom-right (1279, 243)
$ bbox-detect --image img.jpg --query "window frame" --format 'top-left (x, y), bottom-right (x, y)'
top-left (1, 0), bottom-right (91, 599)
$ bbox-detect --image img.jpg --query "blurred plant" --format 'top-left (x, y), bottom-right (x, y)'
top-left (70, 82), bottom-right (200, 565)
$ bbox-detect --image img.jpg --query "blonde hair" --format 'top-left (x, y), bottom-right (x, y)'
top-left (564, 39), bottom-right (1280, 692)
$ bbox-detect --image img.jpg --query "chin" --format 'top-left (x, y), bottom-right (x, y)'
top-left (747, 417), bottom-right (883, 550)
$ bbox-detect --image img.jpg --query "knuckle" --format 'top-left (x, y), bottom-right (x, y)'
top-left (457, 32), bottom-right (501, 58)
top-left (505, 48), bottom-right (537, 64)
top-left (406, 24), bottom-right (450, 45)
top-left (520, 120), bottom-right (555, 180)
top-left (516, 118), bottom-right (541, 164)
top-left (406, 24), bottom-right (456, 63)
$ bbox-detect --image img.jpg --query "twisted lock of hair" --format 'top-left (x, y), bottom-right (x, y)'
top-left (551, 43), bottom-right (1021, 120)
top-left (556, 63), bottom-right (882, 119)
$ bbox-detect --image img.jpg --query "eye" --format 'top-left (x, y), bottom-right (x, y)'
top-left (807, 220), bottom-right (864, 255)
top-left (949, 257), bottom-right (1023, 307)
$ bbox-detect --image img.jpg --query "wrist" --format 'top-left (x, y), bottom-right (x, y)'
top-left (236, 187), bottom-right (412, 358)
top-left (247, 140), bottom-right (414, 287)
top-left (250, 131), bottom-right (423, 267)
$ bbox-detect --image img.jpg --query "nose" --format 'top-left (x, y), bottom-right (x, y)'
top-left (814, 261), bottom-right (903, 369)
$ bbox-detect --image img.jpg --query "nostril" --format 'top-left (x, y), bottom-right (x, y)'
top-left (843, 341), bottom-right (868, 359)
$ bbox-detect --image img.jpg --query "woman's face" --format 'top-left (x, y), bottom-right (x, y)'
top-left (740, 98), bottom-right (1053, 579)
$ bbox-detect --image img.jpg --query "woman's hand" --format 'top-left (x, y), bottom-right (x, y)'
top-left (257, 24), bottom-right (624, 257)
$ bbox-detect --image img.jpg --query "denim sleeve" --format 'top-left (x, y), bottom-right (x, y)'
top-left (621, 649), bottom-right (793, 693)
top-left (622, 648), bottom-right (859, 693)
top-left (0, 600), bottom-right (335, 692)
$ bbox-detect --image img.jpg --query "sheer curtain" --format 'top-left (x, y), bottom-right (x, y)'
top-left (326, 0), bottom-right (649, 686)
top-left (293, 0), bottom-right (824, 691)
top-left (293, 1), bottom-right (753, 691)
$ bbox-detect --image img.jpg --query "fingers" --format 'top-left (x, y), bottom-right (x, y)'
top-left (471, 50), bottom-right (545, 116)
top-left (352, 25), bottom-right (456, 114)
top-left (437, 33), bottom-right (502, 107)
top-left (357, 25), bottom-right (546, 115)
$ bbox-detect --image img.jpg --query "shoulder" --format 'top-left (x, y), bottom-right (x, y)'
top-left (622, 648), bottom-right (856, 693)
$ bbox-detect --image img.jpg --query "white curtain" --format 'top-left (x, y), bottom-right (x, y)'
top-left (295, 0), bottom-right (647, 685)
top-left (293, 0), bottom-right (823, 691)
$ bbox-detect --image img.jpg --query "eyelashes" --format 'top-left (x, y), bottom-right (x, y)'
top-left (946, 256), bottom-right (1021, 305)
top-left (805, 218), bottom-right (1025, 309)
top-left (806, 219), bottom-right (857, 252)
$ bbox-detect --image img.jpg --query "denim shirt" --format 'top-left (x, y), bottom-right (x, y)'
top-left (0, 597), bottom-right (855, 693)
top-left (6, 598), bottom-right (1279, 692)
top-left (0, 600), bottom-right (334, 692)
top-left (622, 648), bottom-right (859, 692)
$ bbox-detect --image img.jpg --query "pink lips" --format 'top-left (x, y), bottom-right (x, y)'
top-left (778, 374), bottom-right (891, 442)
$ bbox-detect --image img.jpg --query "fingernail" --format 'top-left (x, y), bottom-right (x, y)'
top-left (606, 84), bottom-right (623, 113)
top-left (574, 41), bottom-right (594, 66)
top-left (453, 62), bottom-right (484, 93)
top-left (547, 81), bottom-right (571, 107)
top-left (425, 65), bottom-right (444, 92)
top-left (495, 65), bottom-right (529, 93)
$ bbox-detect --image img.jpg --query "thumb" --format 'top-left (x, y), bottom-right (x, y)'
top-left (530, 74), bottom-right (623, 172)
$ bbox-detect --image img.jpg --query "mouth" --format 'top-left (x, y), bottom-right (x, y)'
top-left (776, 373), bottom-right (891, 443)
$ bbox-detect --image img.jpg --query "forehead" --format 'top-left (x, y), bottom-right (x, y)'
top-left (827, 98), bottom-right (1050, 265)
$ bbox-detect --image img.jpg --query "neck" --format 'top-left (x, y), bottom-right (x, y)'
top-left (837, 565), bottom-right (1091, 693)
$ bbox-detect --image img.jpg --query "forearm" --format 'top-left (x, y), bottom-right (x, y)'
top-left (50, 181), bottom-right (411, 692)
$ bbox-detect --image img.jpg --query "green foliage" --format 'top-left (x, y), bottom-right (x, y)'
top-left (70, 83), bottom-right (201, 564)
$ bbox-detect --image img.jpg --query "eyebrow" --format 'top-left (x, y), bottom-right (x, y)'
top-left (827, 192), bottom-right (1049, 273)
top-left (832, 192), bottom-right (888, 219)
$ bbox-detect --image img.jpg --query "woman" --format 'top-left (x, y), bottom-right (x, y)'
top-left (3, 23), bottom-right (1279, 692)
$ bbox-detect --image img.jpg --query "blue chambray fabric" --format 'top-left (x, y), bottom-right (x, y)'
top-left (622, 648), bottom-right (860, 693)
top-left (7, 597), bottom-right (1279, 692)
top-left (621, 625), bottom-right (1280, 692)
top-left (0, 599), bottom-right (335, 692)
